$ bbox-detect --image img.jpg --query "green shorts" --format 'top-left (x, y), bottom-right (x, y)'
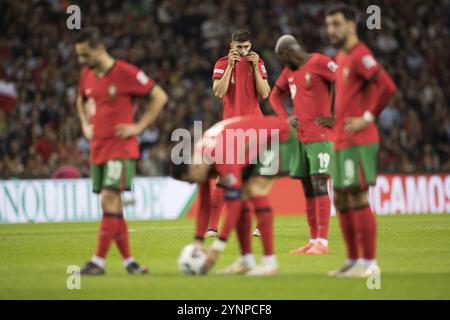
top-left (91, 159), bottom-right (136, 194)
top-left (332, 143), bottom-right (379, 191)
top-left (290, 141), bottom-right (334, 179)
top-left (243, 127), bottom-right (300, 179)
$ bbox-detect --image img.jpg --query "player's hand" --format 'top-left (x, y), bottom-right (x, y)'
top-left (228, 49), bottom-right (241, 68)
top-left (82, 123), bottom-right (93, 140)
top-left (200, 248), bottom-right (219, 275)
top-left (344, 117), bottom-right (368, 133)
top-left (315, 116), bottom-right (335, 128)
top-left (246, 51), bottom-right (260, 69)
top-left (115, 123), bottom-right (142, 138)
top-left (287, 115), bottom-right (299, 128)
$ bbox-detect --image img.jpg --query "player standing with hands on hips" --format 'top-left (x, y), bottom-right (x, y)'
top-left (75, 27), bottom-right (168, 275)
top-left (208, 29), bottom-right (271, 238)
top-left (271, 34), bottom-right (337, 255)
top-left (324, 5), bottom-right (396, 277)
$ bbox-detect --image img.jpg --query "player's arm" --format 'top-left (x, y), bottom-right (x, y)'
top-left (76, 93), bottom-right (93, 140)
top-left (212, 50), bottom-right (240, 98)
top-left (116, 85), bottom-right (168, 138)
top-left (316, 83), bottom-right (335, 128)
top-left (247, 52), bottom-right (270, 99)
top-left (269, 70), bottom-right (298, 127)
top-left (314, 59), bottom-right (338, 128)
top-left (344, 53), bottom-right (396, 133)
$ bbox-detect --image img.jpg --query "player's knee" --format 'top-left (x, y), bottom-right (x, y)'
top-left (311, 177), bottom-right (329, 197)
top-left (245, 177), bottom-right (272, 197)
top-left (333, 192), bottom-right (347, 211)
top-left (302, 178), bottom-right (315, 198)
top-left (348, 191), bottom-right (369, 208)
top-left (100, 189), bottom-right (121, 211)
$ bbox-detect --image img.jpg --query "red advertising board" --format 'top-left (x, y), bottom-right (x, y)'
top-left (186, 174), bottom-right (450, 217)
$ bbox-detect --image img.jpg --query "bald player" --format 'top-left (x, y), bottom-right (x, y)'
top-left (271, 35), bottom-right (337, 255)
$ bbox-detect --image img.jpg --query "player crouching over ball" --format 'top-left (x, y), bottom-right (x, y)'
top-left (170, 115), bottom-right (301, 276)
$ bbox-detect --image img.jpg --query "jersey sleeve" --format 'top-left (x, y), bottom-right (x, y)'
top-left (212, 59), bottom-right (228, 80)
top-left (275, 68), bottom-right (289, 92)
top-left (354, 50), bottom-right (381, 81)
top-left (120, 63), bottom-right (155, 96)
top-left (258, 59), bottom-right (268, 79)
top-left (311, 57), bottom-right (338, 83)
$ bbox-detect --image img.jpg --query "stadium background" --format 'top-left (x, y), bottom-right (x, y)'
top-left (0, 0), bottom-right (450, 301)
top-left (0, 0), bottom-right (449, 223)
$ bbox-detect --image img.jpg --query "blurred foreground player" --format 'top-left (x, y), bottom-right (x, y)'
top-left (271, 34), bottom-right (337, 255)
top-left (171, 116), bottom-right (300, 275)
top-left (208, 29), bottom-right (271, 237)
top-left (325, 5), bottom-right (396, 277)
top-left (75, 27), bottom-right (168, 275)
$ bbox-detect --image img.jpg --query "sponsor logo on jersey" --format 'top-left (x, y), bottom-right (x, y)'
top-left (305, 72), bottom-right (312, 88)
top-left (343, 67), bottom-right (350, 80)
top-left (108, 84), bottom-right (117, 98)
top-left (214, 68), bottom-right (225, 74)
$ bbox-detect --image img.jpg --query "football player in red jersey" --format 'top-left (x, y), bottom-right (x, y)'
top-left (171, 116), bottom-right (300, 276)
top-left (75, 27), bottom-right (168, 275)
top-left (207, 29), bottom-right (271, 237)
top-left (324, 5), bottom-right (396, 277)
top-left (271, 34), bottom-right (337, 255)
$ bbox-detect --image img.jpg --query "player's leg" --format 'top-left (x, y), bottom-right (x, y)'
top-left (303, 141), bottom-right (333, 255)
top-left (112, 160), bottom-right (148, 274)
top-left (203, 192), bottom-right (243, 274)
top-left (289, 140), bottom-right (316, 254)
top-left (328, 146), bottom-right (361, 276)
top-left (330, 144), bottom-right (379, 277)
top-left (245, 176), bottom-right (278, 276)
top-left (218, 200), bottom-right (256, 275)
top-left (290, 177), bottom-right (317, 254)
top-left (206, 179), bottom-right (226, 237)
top-left (81, 160), bottom-right (148, 275)
top-left (339, 144), bottom-right (379, 277)
top-left (81, 163), bottom-right (108, 275)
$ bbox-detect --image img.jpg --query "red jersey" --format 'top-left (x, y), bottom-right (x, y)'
top-left (212, 56), bottom-right (268, 119)
top-left (78, 60), bottom-right (155, 164)
top-left (195, 116), bottom-right (291, 190)
top-left (334, 42), bottom-right (383, 150)
top-left (274, 53), bottom-right (337, 143)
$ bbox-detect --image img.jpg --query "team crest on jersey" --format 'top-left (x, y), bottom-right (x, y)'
top-left (343, 67), bottom-right (350, 82)
top-left (108, 84), bottom-right (117, 98)
top-left (304, 72), bottom-right (312, 89)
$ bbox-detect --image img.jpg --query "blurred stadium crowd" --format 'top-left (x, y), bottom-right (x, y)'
top-left (0, 0), bottom-right (449, 179)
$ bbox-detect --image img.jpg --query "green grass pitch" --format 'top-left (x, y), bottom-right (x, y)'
top-left (0, 214), bottom-right (449, 299)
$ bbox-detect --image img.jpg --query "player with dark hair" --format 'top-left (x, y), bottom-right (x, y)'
top-left (271, 34), bottom-right (337, 255)
top-left (170, 116), bottom-right (300, 276)
top-left (207, 29), bottom-right (271, 238)
top-left (324, 5), bottom-right (397, 277)
top-left (75, 27), bottom-right (168, 275)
